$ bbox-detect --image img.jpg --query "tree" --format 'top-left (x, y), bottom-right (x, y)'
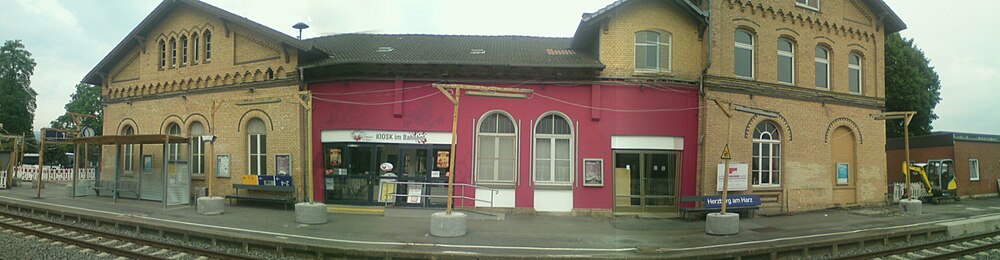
top-left (884, 33), bottom-right (941, 138)
top-left (0, 40), bottom-right (38, 137)
top-left (51, 83), bottom-right (103, 135)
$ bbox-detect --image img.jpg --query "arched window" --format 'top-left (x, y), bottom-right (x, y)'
top-left (180, 35), bottom-right (188, 66)
top-left (752, 121), bottom-right (781, 186)
top-left (192, 33), bottom-right (200, 64)
top-left (476, 112), bottom-right (517, 183)
top-left (166, 123), bottom-right (181, 161)
top-left (204, 30), bottom-right (212, 63)
top-left (635, 31), bottom-right (671, 73)
top-left (849, 53), bottom-right (862, 94)
top-left (122, 126), bottom-right (135, 171)
top-left (169, 38), bottom-right (177, 68)
top-left (190, 122), bottom-right (205, 175)
top-left (734, 29), bottom-right (754, 78)
top-left (534, 113), bottom-right (572, 184)
top-left (158, 40), bottom-right (166, 69)
top-left (777, 38), bottom-right (794, 84)
top-left (247, 118), bottom-right (266, 175)
top-left (815, 46), bottom-right (830, 89)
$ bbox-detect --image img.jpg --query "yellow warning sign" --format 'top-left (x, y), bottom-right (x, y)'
top-left (720, 144), bottom-right (732, 159)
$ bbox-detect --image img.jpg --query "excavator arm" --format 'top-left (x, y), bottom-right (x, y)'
top-left (903, 162), bottom-right (933, 194)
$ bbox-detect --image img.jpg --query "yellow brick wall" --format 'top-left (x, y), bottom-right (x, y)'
top-left (597, 0), bottom-right (705, 81)
top-left (699, 91), bottom-right (887, 213)
top-left (708, 0), bottom-right (886, 98)
top-left (98, 4), bottom-right (309, 202)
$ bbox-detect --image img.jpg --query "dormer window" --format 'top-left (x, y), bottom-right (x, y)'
top-left (634, 30), bottom-right (671, 73)
top-left (796, 0), bottom-right (819, 11)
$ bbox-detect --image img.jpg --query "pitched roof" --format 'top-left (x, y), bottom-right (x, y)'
top-left (82, 0), bottom-right (321, 85)
top-left (862, 0), bottom-right (907, 33)
top-left (572, 0), bottom-right (706, 48)
top-left (303, 34), bottom-right (604, 69)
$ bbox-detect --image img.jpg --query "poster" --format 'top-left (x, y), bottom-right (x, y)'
top-left (142, 155), bottom-right (153, 170)
top-left (837, 163), bottom-right (849, 185)
top-left (583, 159), bottom-right (604, 187)
top-left (328, 148), bottom-right (342, 167)
top-left (276, 154), bottom-right (291, 175)
top-left (407, 184), bottom-right (423, 203)
top-left (716, 163), bottom-right (749, 191)
top-left (216, 155), bottom-right (230, 177)
top-left (325, 178), bottom-right (335, 191)
top-left (377, 173), bottom-right (397, 203)
top-left (436, 151), bottom-right (450, 169)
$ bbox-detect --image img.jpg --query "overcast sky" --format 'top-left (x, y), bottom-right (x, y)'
top-left (1, 0), bottom-right (996, 135)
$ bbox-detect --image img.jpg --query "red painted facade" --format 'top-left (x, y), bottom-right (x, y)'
top-left (309, 80), bottom-right (699, 210)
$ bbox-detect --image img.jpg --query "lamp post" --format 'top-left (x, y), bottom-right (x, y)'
top-left (707, 100), bottom-right (779, 235)
top-left (429, 83), bottom-right (531, 237)
top-left (292, 22), bottom-right (309, 40)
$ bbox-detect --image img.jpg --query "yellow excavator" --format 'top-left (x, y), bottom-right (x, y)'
top-left (903, 159), bottom-right (959, 204)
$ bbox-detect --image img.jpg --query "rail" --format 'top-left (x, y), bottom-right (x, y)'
top-left (385, 181), bottom-right (499, 208)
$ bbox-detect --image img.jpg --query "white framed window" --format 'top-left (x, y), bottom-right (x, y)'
top-left (192, 33), bottom-right (200, 64)
top-left (180, 35), bottom-right (188, 66)
top-left (634, 31), bottom-right (671, 73)
top-left (204, 30), bottom-right (212, 63)
top-left (815, 46), bottom-right (830, 89)
top-left (849, 53), bottom-right (863, 94)
top-left (247, 118), bottom-right (266, 175)
top-left (169, 38), bottom-right (177, 68)
top-left (777, 38), bottom-right (795, 84)
top-left (534, 113), bottom-right (573, 185)
top-left (166, 123), bottom-right (181, 161)
top-left (734, 29), bottom-right (754, 78)
top-left (969, 159), bottom-right (980, 181)
top-left (190, 122), bottom-right (205, 175)
top-left (752, 121), bottom-right (781, 187)
top-left (796, 0), bottom-right (820, 10)
top-left (122, 126), bottom-right (135, 171)
top-left (476, 112), bottom-right (517, 184)
top-left (158, 40), bottom-right (166, 69)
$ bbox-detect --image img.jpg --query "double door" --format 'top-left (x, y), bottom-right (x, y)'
top-left (614, 151), bottom-right (680, 212)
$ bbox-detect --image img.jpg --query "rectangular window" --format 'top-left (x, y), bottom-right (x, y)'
top-left (124, 144), bottom-right (134, 171)
top-left (970, 159), bottom-right (980, 181)
top-left (796, 0), bottom-right (820, 10)
top-left (849, 54), bottom-right (862, 94)
top-left (634, 31), bottom-right (670, 73)
top-left (735, 47), bottom-right (753, 78)
top-left (249, 135), bottom-right (267, 175)
top-left (191, 137), bottom-right (205, 175)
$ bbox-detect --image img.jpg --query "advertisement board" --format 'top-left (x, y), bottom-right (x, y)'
top-left (716, 163), bottom-right (749, 191)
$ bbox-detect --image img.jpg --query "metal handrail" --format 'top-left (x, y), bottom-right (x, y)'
top-left (385, 181), bottom-right (499, 208)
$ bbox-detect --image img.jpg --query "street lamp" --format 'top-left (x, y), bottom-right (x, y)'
top-left (707, 100), bottom-right (779, 235)
top-left (873, 111), bottom-right (921, 214)
top-left (429, 83), bottom-right (531, 237)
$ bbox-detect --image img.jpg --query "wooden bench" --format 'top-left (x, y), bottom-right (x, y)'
top-left (225, 184), bottom-right (296, 210)
top-left (679, 195), bottom-right (760, 220)
top-left (92, 180), bottom-right (137, 197)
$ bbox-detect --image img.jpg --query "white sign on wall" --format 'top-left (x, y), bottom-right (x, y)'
top-left (322, 130), bottom-right (453, 144)
top-left (716, 163), bottom-right (749, 191)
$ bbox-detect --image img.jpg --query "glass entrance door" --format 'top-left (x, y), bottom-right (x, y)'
top-left (325, 145), bottom-right (377, 204)
top-left (614, 151), bottom-right (679, 212)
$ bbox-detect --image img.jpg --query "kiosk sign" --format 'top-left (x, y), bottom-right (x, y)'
top-left (352, 130), bottom-right (429, 144)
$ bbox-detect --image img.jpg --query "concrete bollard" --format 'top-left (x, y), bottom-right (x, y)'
top-left (430, 212), bottom-right (467, 237)
top-left (899, 198), bottom-right (923, 215)
top-left (706, 212), bottom-right (740, 235)
top-left (295, 202), bottom-right (328, 224)
top-left (197, 196), bottom-right (225, 215)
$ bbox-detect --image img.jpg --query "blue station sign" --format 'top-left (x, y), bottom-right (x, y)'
top-left (703, 195), bottom-right (761, 208)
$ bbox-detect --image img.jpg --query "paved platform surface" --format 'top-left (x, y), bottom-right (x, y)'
top-left (2, 184), bottom-right (999, 258)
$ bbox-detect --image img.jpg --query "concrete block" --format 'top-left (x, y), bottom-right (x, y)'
top-left (295, 202), bottom-right (328, 224)
top-left (706, 212), bottom-right (740, 235)
top-left (430, 212), bottom-right (467, 237)
top-left (899, 199), bottom-right (922, 215)
top-left (197, 196), bottom-right (224, 215)
top-left (938, 215), bottom-right (1000, 237)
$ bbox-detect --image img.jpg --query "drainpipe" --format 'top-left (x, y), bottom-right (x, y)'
top-left (699, 0), bottom-right (713, 97)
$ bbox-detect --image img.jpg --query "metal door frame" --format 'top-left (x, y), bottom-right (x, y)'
top-left (613, 150), bottom-right (682, 212)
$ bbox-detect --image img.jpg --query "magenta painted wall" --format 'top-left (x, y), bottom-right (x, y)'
top-left (310, 80), bottom-right (699, 209)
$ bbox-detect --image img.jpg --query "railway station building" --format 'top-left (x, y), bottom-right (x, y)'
top-left (887, 132), bottom-right (1000, 198)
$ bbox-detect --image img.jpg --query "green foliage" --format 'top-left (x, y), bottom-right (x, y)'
top-left (884, 33), bottom-right (941, 138)
top-left (50, 83), bottom-right (103, 135)
top-left (0, 40), bottom-right (38, 137)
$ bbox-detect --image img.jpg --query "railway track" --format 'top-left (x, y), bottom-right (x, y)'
top-left (0, 211), bottom-right (255, 260)
top-left (838, 231), bottom-right (1000, 260)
